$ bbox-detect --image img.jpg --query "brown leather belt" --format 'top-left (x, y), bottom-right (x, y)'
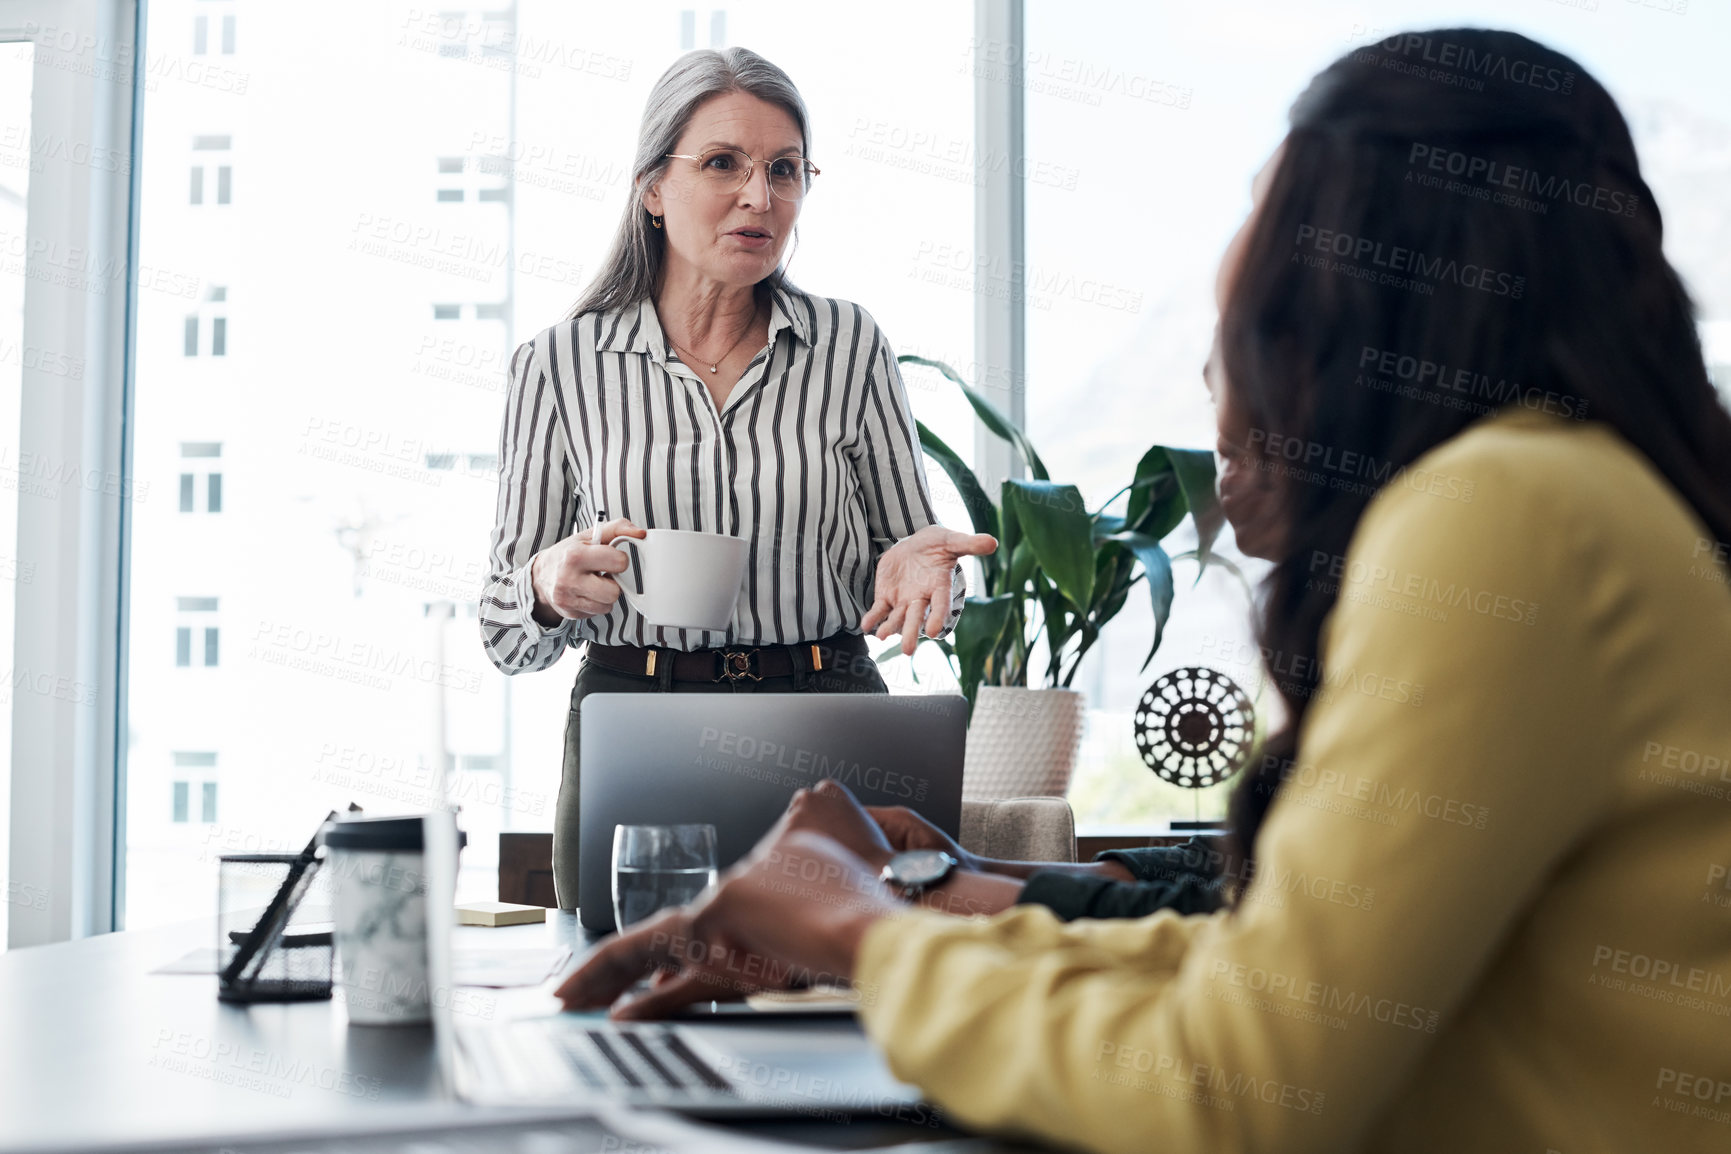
top-left (583, 631), bottom-right (868, 683)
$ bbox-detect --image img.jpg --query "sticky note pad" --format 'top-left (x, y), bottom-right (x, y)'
top-left (456, 900), bottom-right (547, 927)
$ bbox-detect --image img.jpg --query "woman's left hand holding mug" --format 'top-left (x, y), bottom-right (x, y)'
top-left (528, 517), bottom-right (649, 628)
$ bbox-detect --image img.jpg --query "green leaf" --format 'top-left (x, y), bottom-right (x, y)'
top-left (1034, 573), bottom-right (1076, 688)
top-left (1167, 448), bottom-right (1223, 579)
top-left (899, 355), bottom-right (1049, 481)
top-left (1063, 619), bottom-right (1101, 687)
top-left (1128, 463), bottom-right (1185, 545)
top-left (1088, 540), bottom-right (1135, 621)
top-left (952, 594), bottom-right (1018, 707)
top-left (1102, 530), bottom-right (1175, 671)
top-left (996, 485), bottom-right (1023, 598)
top-left (1007, 537), bottom-right (1039, 597)
top-left (1125, 446), bottom-right (1170, 528)
top-left (1004, 479), bottom-right (1094, 611)
top-left (915, 420), bottom-right (1000, 586)
top-left (1091, 512), bottom-right (1127, 539)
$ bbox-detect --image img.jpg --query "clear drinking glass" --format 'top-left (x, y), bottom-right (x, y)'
top-left (611, 824), bottom-right (719, 930)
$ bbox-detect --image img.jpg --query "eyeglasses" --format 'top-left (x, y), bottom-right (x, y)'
top-left (663, 148), bottom-right (820, 203)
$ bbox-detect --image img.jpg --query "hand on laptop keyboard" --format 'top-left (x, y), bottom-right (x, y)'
top-left (557, 825), bottom-right (900, 1019)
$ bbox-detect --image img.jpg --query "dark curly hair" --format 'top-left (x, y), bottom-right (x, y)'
top-left (1220, 29), bottom-right (1731, 882)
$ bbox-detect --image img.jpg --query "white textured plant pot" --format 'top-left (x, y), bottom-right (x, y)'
top-left (962, 687), bottom-right (1086, 800)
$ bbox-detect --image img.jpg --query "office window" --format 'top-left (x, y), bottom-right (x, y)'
top-left (432, 11), bottom-right (512, 62)
top-left (170, 753), bottom-right (218, 825)
top-left (184, 287), bottom-right (228, 356)
top-left (194, 1), bottom-right (237, 55)
top-left (437, 154), bottom-right (508, 205)
top-left (175, 597), bottom-right (220, 668)
top-left (191, 136), bottom-right (233, 208)
top-left (1023, 0), bottom-right (1731, 827)
top-left (126, 0), bottom-right (976, 930)
top-left (177, 443), bottom-right (223, 514)
top-left (679, 9), bottom-right (727, 50)
top-left (183, 289), bottom-right (228, 356)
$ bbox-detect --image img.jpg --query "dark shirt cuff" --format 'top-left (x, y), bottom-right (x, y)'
top-left (1016, 869), bottom-right (1226, 922)
top-left (1015, 838), bottom-right (1230, 922)
top-left (1094, 837), bottom-right (1226, 884)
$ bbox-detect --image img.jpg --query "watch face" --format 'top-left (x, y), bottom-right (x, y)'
top-left (890, 849), bottom-right (955, 887)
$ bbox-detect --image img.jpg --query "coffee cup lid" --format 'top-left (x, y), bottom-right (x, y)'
top-left (320, 814), bottom-right (468, 852)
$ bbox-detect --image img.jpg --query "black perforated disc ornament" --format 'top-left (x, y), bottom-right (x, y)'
top-left (1133, 666), bottom-right (1255, 789)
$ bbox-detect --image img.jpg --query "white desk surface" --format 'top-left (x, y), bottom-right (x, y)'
top-left (0, 912), bottom-right (1017, 1154)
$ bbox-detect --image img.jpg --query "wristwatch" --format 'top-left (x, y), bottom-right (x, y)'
top-left (878, 849), bottom-right (959, 901)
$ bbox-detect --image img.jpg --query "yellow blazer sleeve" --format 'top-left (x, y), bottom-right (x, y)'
top-left (855, 426), bottom-right (1613, 1154)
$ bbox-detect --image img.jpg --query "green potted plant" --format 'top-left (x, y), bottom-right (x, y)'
top-left (893, 355), bottom-right (1225, 798)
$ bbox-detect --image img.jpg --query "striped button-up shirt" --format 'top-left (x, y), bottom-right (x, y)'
top-left (479, 284), bottom-right (966, 674)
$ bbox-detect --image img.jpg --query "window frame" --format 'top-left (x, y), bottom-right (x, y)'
top-left (3, 0), bottom-right (143, 947)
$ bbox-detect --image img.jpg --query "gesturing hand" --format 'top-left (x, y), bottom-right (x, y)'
top-left (555, 831), bottom-right (897, 1020)
top-left (862, 526), bottom-right (998, 656)
top-left (528, 517), bottom-right (648, 627)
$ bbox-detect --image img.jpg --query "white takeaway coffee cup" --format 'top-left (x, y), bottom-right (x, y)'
top-left (610, 529), bottom-right (749, 630)
top-left (322, 815), bottom-right (465, 1026)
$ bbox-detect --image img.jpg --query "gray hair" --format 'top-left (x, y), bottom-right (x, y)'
top-left (566, 48), bottom-right (811, 320)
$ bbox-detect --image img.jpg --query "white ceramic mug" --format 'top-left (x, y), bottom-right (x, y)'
top-left (610, 529), bottom-right (749, 629)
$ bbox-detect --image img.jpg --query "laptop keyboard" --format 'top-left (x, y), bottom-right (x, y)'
top-left (551, 1025), bottom-right (734, 1097)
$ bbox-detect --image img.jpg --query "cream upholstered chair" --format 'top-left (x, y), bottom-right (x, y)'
top-left (958, 796), bottom-right (1077, 864)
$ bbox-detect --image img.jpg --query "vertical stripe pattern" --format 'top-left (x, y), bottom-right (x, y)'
top-left (479, 286), bottom-right (966, 674)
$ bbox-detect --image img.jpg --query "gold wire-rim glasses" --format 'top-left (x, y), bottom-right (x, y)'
top-left (663, 148), bottom-right (821, 202)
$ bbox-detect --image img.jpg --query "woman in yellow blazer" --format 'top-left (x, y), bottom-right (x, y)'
top-left (558, 29), bottom-right (1731, 1154)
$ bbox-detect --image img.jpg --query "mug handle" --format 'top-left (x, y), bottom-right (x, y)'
top-left (610, 536), bottom-right (654, 620)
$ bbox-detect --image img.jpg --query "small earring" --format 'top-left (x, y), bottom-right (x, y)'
top-left (651, 215), bottom-right (664, 229)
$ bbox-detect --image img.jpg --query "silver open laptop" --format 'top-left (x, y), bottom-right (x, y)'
top-left (425, 694), bottom-right (962, 1116)
top-left (449, 1012), bottom-right (932, 1117)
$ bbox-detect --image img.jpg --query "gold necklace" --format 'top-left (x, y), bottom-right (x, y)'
top-left (668, 305), bottom-right (759, 374)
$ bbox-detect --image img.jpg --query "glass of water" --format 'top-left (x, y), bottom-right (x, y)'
top-left (611, 824), bottom-right (719, 930)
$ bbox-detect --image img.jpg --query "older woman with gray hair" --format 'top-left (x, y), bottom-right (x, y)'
top-left (478, 47), bottom-right (996, 908)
